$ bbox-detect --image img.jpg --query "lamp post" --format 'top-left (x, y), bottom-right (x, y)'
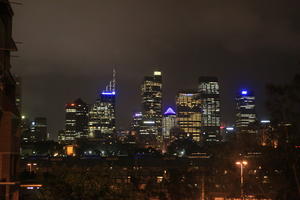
top-left (236, 161), bottom-right (247, 199)
top-left (27, 163), bottom-right (37, 173)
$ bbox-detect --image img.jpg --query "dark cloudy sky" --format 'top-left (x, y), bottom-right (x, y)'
top-left (11, 0), bottom-right (300, 139)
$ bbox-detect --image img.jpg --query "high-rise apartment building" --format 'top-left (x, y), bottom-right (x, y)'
top-left (235, 90), bottom-right (257, 134)
top-left (140, 71), bottom-right (162, 136)
top-left (198, 77), bottom-right (221, 142)
top-left (64, 98), bottom-right (89, 143)
top-left (88, 70), bottom-right (116, 139)
top-left (176, 91), bottom-right (202, 142)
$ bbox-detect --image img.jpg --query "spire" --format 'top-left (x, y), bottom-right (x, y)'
top-left (102, 68), bottom-right (116, 95)
top-left (112, 68), bottom-right (116, 91)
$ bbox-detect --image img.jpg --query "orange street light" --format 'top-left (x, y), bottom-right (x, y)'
top-left (236, 160), bottom-right (248, 200)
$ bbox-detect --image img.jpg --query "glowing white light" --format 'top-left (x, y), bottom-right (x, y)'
top-left (143, 121), bottom-right (155, 124)
top-left (260, 120), bottom-right (270, 124)
top-left (154, 71), bottom-right (161, 76)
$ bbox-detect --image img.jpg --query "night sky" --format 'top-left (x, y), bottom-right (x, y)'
top-left (11, 0), bottom-right (300, 139)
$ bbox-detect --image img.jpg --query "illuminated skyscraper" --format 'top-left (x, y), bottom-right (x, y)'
top-left (176, 91), bottom-right (202, 142)
top-left (64, 98), bottom-right (89, 143)
top-left (88, 70), bottom-right (116, 139)
top-left (198, 77), bottom-right (221, 142)
top-left (162, 107), bottom-right (177, 139)
top-left (235, 90), bottom-right (257, 134)
top-left (141, 71), bottom-right (162, 136)
top-left (31, 117), bottom-right (48, 141)
top-left (131, 112), bottom-right (143, 134)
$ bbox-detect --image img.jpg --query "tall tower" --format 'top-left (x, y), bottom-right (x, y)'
top-left (176, 90), bottom-right (202, 142)
top-left (235, 89), bottom-right (257, 134)
top-left (64, 98), bottom-right (89, 143)
top-left (88, 69), bottom-right (116, 139)
top-left (198, 77), bottom-right (221, 142)
top-left (140, 71), bottom-right (162, 135)
top-left (162, 107), bottom-right (177, 140)
top-left (32, 117), bottom-right (48, 141)
top-left (131, 112), bottom-right (143, 134)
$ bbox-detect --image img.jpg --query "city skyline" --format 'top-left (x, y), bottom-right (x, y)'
top-left (15, 68), bottom-right (298, 140)
top-left (2, 1), bottom-right (300, 199)
top-left (11, 0), bottom-right (300, 139)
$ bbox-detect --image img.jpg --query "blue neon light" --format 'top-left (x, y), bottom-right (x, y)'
top-left (134, 113), bottom-right (142, 117)
top-left (164, 107), bottom-right (176, 115)
top-left (241, 90), bottom-right (248, 95)
top-left (101, 91), bottom-right (116, 95)
top-left (183, 94), bottom-right (194, 97)
top-left (226, 127), bottom-right (234, 131)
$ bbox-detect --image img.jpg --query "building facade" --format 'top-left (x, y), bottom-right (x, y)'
top-left (0, 1), bottom-right (20, 199)
top-left (88, 70), bottom-right (116, 140)
top-left (162, 107), bottom-right (177, 140)
top-left (139, 71), bottom-right (163, 148)
top-left (32, 117), bottom-right (48, 141)
top-left (131, 112), bottom-right (143, 134)
top-left (64, 98), bottom-right (89, 143)
top-left (140, 71), bottom-right (162, 136)
top-left (176, 91), bottom-right (202, 142)
top-left (198, 77), bottom-right (221, 142)
top-left (14, 75), bottom-right (21, 114)
top-left (235, 90), bottom-right (257, 134)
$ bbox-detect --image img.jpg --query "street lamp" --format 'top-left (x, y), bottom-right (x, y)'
top-left (27, 163), bottom-right (37, 173)
top-left (236, 160), bottom-right (248, 199)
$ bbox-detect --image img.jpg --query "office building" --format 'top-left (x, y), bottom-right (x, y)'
top-left (21, 122), bottom-right (36, 143)
top-left (31, 117), bottom-right (48, 141)
top-left (131, 112), bottom-right (143, 134)
top-left (176, 90), bottom-right (202, 142)
top-left (235, 90), bottom-right (257, 134)
top-left (21, 116), bottom-right (47, 143)
top-left (162, 107), bottom-right (177, 140)
top-left (88, 70), bottom-right (116, 139)
top-left (220, 126), bottom-right (235, 142)
top-left (64, 98), bottom-right (89, 143)
top-left (258, 120), bottom-right (277, 148)
top-left (140, 71), bottom-right (162, 136)
top-left (0, 1), bottom-right (20, 199)
top-left (198, 77), bottom-right (221, 142)
top-left (57, 130), bottom-right (66, 144)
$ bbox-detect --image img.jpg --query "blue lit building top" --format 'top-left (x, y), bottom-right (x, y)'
top-left (241, 90), bottom-right (248, 95)
top-left (101, 91), bottom-right (116, 96)
top-left (164, 107), bottom-right (176, 116)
